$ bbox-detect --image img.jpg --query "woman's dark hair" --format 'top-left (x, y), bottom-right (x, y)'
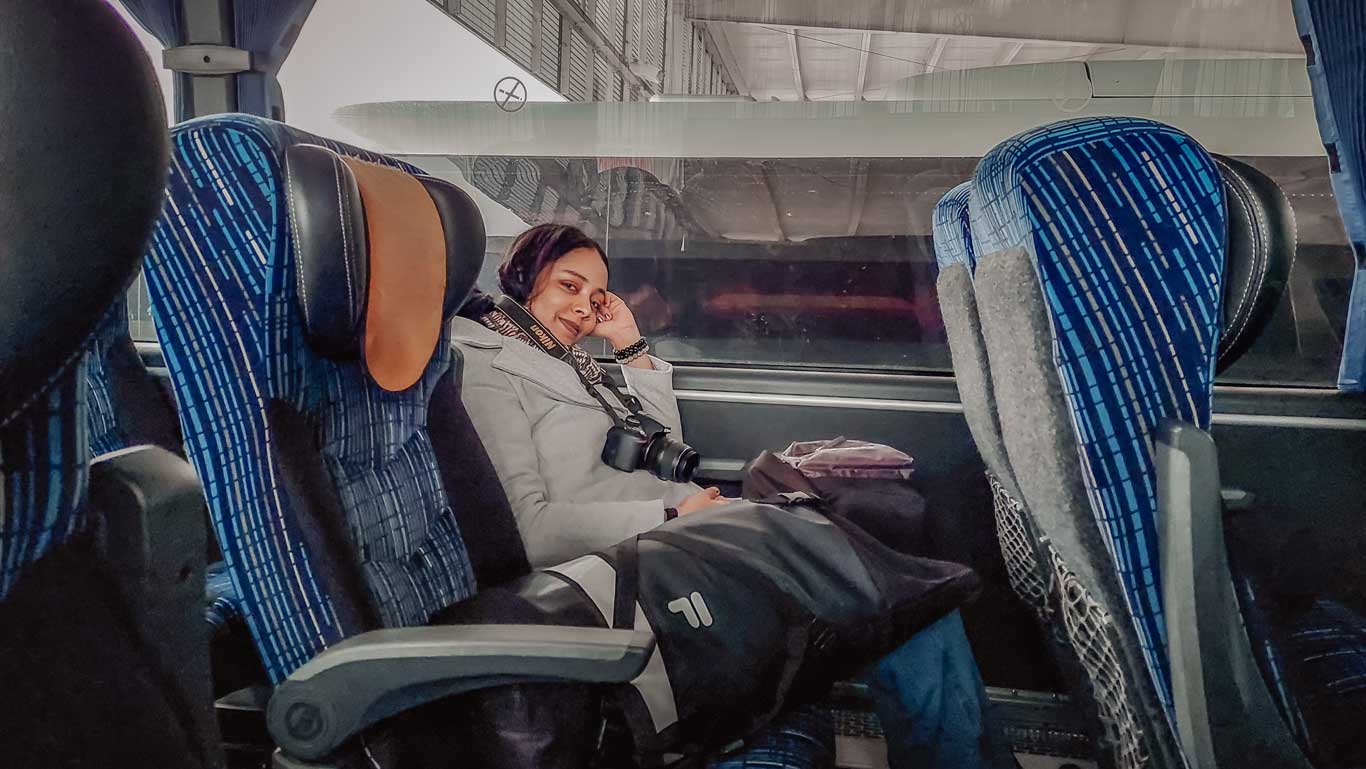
top-left (498, 223), bottom-right (608, 302)
top-left (460, 224), bottom-right (607, 318)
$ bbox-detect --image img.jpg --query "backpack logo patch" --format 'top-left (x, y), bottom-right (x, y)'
top-left (666, 591), bottom-right (714, 628)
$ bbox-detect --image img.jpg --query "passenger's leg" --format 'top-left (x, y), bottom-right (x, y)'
top-left (707, 702), bottom-right (836, 769)
top-left (863, 611), bottom-right (1017, 769)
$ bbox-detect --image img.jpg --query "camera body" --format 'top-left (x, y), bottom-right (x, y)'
top-left (602, 413), bottom-right (699, 483)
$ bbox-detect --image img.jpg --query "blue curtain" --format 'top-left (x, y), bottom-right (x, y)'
top-left (233, 0), bottom-right (316, 119)
top-left (1294, 0), bottom-right (1366, 391)
top-left (116, 0), bottom-right (316, 121)
top-left (118, 0), bottom-right (180, 46)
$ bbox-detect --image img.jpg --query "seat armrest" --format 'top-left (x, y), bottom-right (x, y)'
top-left (1155, 420), bottom-right (1310, 769)
top-left (1219, 487), bottom-right (1256, 512)
top-left (90, 445), bottom-right (223, 767)
top-left (267, 624), bottom-right (654, 762)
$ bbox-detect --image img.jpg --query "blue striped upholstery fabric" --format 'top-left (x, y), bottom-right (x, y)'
top-left (204, 560), bottom-right (244, 636)
top-left (1270, 599), bottom-right (1366, 765)
top-left (142, 114), bottom-right (476, 682)
top-left (708, 704), bottom-right (834, 769)
top-left (933, 181), bottom-right (976, 272)
top-left (1293, 0), bottom-right (1366, 391)
top-left (969, 116), bottom-right (1227, 717)
top-left (1233, 570), bottom-right (1312, 751)
top-left (86, 295), bottom-right (248, 634)
top-left (0, 361), bottom-right (90, 601)
top-left (1235, 566), bottom-right (1366, 767)
top-left (86, 297), bottom-right (129, 458)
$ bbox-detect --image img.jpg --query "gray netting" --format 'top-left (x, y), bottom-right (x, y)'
top-left (988, 472), bottom-right (1151, 769)
top-left (1051, 549), bottom-right (1149, 769)
top-left (989, 474), bottom-right (1051, 619)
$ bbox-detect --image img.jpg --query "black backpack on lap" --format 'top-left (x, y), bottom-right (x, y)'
top-left (443, 499), bottom-right (979, 768)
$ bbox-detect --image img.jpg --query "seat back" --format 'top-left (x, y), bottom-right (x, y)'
top-left (140, 115), bottom-right (531, 683)
top-left (1293, 0), bottom-right (1366, 391)
top-left (87, 295), bottom-right (249, 629)
top-left (1212, 155), bottom-right (1296, 373)
top-left (968, 116), bottom-right (1227, 769)
top-left (0, 2), bottom-right (223, 765)
top-left (934, 182), bottom-right (1018, 492)
top-left (0, 0), bottom-right (164, 621)
top-left (87, 294), bottom-right (186, 458)
top-left (934, 183), bottom-right (1057, 623)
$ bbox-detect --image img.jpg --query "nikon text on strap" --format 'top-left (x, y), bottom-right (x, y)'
top-left (494, 296), bottom-right (647, 427)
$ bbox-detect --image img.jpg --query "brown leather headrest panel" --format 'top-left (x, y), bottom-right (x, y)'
top-left (340, 157), bottom-right (447, 392)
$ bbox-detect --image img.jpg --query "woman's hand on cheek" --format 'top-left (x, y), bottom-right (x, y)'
top-left (591, 292), bottom-right (642, 349)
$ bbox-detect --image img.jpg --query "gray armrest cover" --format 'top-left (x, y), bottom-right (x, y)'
top-left (1156, 420), bottom-right (1310, 769)
top-left (267, 624), bottom-right (654, 761)
top-left (91, 445), bottom-right (223, 768)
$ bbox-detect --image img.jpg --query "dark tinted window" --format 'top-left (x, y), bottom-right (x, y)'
top-left (451, 155), bottom-right (971, 372)
top-left (430, 153), bottom-right (1352, 384)
top-left (1216, 156), bottom-right (1353, 387)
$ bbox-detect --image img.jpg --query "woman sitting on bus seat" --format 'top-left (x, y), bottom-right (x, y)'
top-left (452, 224), bottom-right (1016, 769)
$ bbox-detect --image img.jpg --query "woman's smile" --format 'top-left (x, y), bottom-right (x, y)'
top-left (558, 316), bottom-right (582, 339)
top-left (526, 246), bottom-right (610, 346)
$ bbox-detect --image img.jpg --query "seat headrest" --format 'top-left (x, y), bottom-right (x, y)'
top-left (284, 144), bottom-right (485, 391)
top-left (933, 182), bottom-right (976, 271)
top-left (1213, 155), bottom-right (1295, 373)
top-left (0, 1), bottom-right (167, 424)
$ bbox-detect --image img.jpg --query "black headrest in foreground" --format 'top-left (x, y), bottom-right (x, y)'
top-left (0, 2), bottom-right (168, 424)
top-left (1213, 155), bottom-right (1296, 374)
top-left (284, 144), bottom-right (485, 365)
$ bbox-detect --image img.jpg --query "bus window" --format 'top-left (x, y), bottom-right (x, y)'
top-left (276, 0), bottom-right (564, 146)
top-left (430, 155), bottom-right (970, 372)
top-left (123, 0), bottom-right (1353, 388)
top-left (108, 2), bottom-right (174, 124)
top-left (1216, 156), bottom-right (1353, 387)
top-left (402, 151), bottom-right (1353, 384)
top-left (110, 0), bottom-right (174, 343)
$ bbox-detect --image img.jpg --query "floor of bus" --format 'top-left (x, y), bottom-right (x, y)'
top-left (214, 434), bottom-right (1080, 768)
top-left (829, 682), bottom-right (1096, 769)
top-left (218, 683), bottom-right (1097, 769)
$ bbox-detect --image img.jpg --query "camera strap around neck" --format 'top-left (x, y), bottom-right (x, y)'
top-left (494, 297), bottom-right (644, 428)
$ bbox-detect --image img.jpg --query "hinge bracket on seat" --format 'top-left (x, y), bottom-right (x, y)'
top-left (163, 45), bottom-right (252, 76)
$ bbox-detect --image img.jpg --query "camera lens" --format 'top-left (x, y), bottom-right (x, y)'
top-left (650, 438), bottom-right (700, 483)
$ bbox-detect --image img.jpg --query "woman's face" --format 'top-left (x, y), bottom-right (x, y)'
top-left (526, 247), bottom-right (608, 346)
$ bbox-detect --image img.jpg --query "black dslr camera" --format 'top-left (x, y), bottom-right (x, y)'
top-left (602, 413), bottom-right (699, 483)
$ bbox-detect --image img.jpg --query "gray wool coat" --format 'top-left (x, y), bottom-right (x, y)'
top-left (451, 316), bottom-right (703, 568)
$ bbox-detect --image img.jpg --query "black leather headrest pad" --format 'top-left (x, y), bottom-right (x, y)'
top-left (417, 177), bottom-right (486, 321)
top-left (285, 146), bottom-right (486, 380)
top-left (285, 144), bottom-right (370, 360)
top-left (0, 2), bottom-right (167, 424)
top-left (1213, 155), bottom-right (1295, 373)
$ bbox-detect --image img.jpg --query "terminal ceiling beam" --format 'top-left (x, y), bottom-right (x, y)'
top-left (787, 27), bottom-right (805, 101)
top-left (854, 32), bottom-right (871, 100)
top-left (997, 40), bottom-right (1025, 66)
top-left (925, 36), bottom-right (948, 74)
top-left (845, 159), bottom-right (869, 236)
top-left (685, 0), bottom-right (1301, 54)
top-left (700, 21), bottom-right (746, 96)
top-left (546, 0), bottom-right (653, 96)
top-left (759, 165), bottom-right (788, 241)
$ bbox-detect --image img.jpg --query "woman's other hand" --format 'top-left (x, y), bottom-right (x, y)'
top-left (592, 292), bottom-right (642, 349)
top-left (676, 486), bottom-right (731, 515)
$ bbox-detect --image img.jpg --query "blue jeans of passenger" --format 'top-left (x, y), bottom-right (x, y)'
top-left (863, 610), bottom-right (1015, 769)
top-left (710, 610), bottom-right (1014, 769)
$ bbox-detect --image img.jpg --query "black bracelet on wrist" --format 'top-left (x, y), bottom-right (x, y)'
top-left (613, 337), bottom-right (649, 362)
top-left (664, 506), bottom-right (678, 521)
